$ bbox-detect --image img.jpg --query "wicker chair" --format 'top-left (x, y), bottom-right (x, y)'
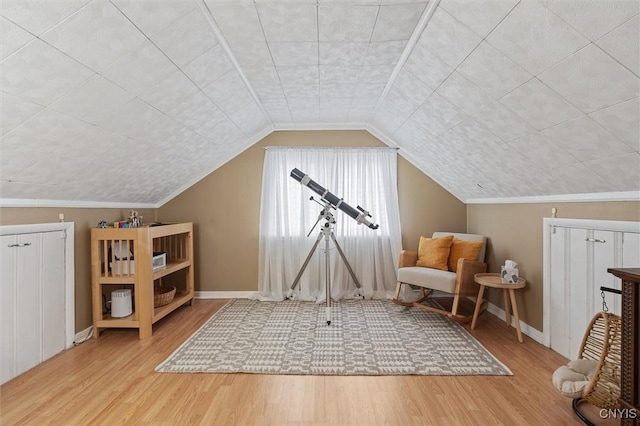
top-left (552, 312), bottom-right (622, 426)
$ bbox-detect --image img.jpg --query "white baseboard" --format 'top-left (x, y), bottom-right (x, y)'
top-left (485, 302), bottom-right (545, 344)
top-left (195, 291), bottom-right (254, 299)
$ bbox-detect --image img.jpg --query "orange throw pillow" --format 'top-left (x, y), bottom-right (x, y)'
top-left (416, 235), bottom-right (453, 270)
top-left (448, 238), bottom-right (484, 272)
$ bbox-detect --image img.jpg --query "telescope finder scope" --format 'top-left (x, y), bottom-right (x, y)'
top-left (290, 168), bottom-right (379, 230)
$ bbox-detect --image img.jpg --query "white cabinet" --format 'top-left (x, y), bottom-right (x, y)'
top-left (544, 219), bottom-right (640, 359)
top-left (0, 223), bottom-right (74, 385)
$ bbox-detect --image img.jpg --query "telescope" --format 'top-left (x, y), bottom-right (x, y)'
top-left (290, 168), bottom-right (379, 230)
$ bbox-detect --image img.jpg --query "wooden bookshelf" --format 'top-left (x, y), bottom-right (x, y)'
top-left (91, 223), bottom-right (195, 339)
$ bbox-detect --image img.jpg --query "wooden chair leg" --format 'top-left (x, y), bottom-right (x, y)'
top-left (392, 281), bottom-right (413, 307)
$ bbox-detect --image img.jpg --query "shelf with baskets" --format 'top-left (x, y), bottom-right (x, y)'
top-left (90, 222), bottom-right (195, 339)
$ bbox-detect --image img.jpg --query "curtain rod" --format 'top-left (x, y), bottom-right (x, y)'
top-left (264, 146), bottom-right (399, 150)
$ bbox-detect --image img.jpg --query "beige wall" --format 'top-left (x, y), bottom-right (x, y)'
top-left (0, 207), bottom-right (157, 332)
top-left (467, 201), bottom-right (640, 331)
top-left (158, 130), bottom-right (467, 293)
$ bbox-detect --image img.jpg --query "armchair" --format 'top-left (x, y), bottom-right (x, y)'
top-left (392, 232), bottom-right (487, 323)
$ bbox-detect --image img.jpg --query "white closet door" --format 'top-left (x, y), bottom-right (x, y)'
top-left (0, 231), bottom-right (66, 384)
top-left (568, 228), bottom-right (589, 359)
top-left (549, 227), bottom-right (569, 357)
top-left (1, 235), bottom-right (17, 383)
top-left (41, 231), bottom-right (66, 360)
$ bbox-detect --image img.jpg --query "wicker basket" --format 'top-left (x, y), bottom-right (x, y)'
top-left (154, 285), bottom-right (176, 307)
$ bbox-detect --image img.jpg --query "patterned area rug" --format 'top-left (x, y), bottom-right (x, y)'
top-left (156, 299), bottom-right (512, 376)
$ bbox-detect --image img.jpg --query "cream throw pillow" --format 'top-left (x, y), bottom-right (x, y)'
top-left (416, 235), bottom-right (453, 271)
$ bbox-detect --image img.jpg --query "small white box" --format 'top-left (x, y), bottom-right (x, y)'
top-left (152, 252), bottom-right (166, 270)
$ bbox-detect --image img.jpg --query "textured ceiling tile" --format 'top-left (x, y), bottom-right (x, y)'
top-left (443, 118), bottom-right (503, 153)
top-left (0, 181), bottom-right (57, 199)
top-left (48, 73), bottom-right (134, 125)
top-left (0, 1), bottom-right (89, 36)
top-left (318, 4), bottom-right (378, 42)
top-left (473, 101), bottom-right (537, 142)
top-left (182, 44), bottom-right (234, 88)
top-left (436, 71), bottom-right (493, 116)
top-left (392, 119), bottom-right (438, 150)
top-left (165, 90), bottom-right (216, 126)
top-left (209, 119), bottom-right (245, 146)
top-left (112, 0), bottom-right (196, 37)
top-left (243, 64), bottom-right (281, 86)
top-left (284, 97), bottom-right (316, 112)
top-left (98, 98), bottom-right (165, 140)
top-left (100, 40), bottom-right (177, 94)
top-left (82, 126), bottom-right (133, 167)
top-left (0, 16), bottom-right (35, 60)
top-left (585, 152), bottom-right (640, 191)
top-left (320, 65), bottom-right (362, 83)
top-left (41, 1), bottom-right (146, 71)
top-left (139, 71), bottom-right (200, 115)
top-left (547, 162), bottom-right (614, 194)
top-left (2, 108), bottom-right (92, 154)
top-left (403, 43), bottom-right (453, 90)
top-left (152, 9), bottom-right (217, 67)
top-left (227, 38), bottom-right (273, 65)
top-left (270, 42), bottom-right (318, 66)
top-left (319, 83), bottom-right (356, 98)
top-left (388, 68), bottom-right (433, 111)
top-left (0, 92), bottom-right (44, 137)
top-left (204, 72), bottom-right (254, 115)
top-left (371, 3), bottom-right (426, 42)
top-left (538, 44), bottom-right (640, 113)
top-left (543, 0), bottom-right (639, 41)
top-left (363, 40), bottom-right (406, 65)
top-left (1, 38), bottom-right (93, 105)
top-left (230, 102), bottom-right (270, 136)
top-left (595, 15), bottom-right (639, 77)
top-left (0, 143), bottom-right (39, 182)
top-left (419, 7), bottom-right (482, 68)
top-left (439, 0), bottom-right (518, 38)
top-left (370, 100), bottom-right (410, 135)
top-left (354, 83), bottom-right (385, 98)
top-left (277, 65), bottom-right (318, 85)
top-left (183, 105), bottom-right (227, 139)
top-left (257, 3), bottom-right (317, 42)
top-left (499, 78), bottom-right (583, 130)
top-left (319, 42), bottom-right (369, 65)
top-left (541, 115), bottom-right (633, 161)
top-left (506, 131), bottom-right (579, 170)
top-left (207, 3), bottom-right (264, 43)
top-left (282, 83), bottom-right (320, 98)
top-left (358, 65), bottom-right (393, 84)
top-left (588, 98), bottom-right (640, 150)
top-left (411, 93), bottom-right (468, 137)
top-left (254, 84), bottom-right (286, 99)
top-left (457, 41), bottom-right (532, 100)
top-left (487, 1), bottom-right (589, 75)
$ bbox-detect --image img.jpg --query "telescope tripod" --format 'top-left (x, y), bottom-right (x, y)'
top-left (288, 206), bottom-right (363, 325)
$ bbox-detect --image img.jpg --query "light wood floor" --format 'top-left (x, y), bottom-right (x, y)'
top-left (1, 299), bottom-right (595, 425)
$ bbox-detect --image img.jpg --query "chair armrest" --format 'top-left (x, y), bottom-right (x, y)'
top-left (454, 259), bottom-right (487, 297)
top-left (398, 250), bottom-right (418, 268)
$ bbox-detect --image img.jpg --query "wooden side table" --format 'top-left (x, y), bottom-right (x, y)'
top-left (471, 273), bottom-right (527, 343)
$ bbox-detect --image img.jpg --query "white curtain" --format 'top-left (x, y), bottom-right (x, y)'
top-left (256, 147), bottom-right (402, 301)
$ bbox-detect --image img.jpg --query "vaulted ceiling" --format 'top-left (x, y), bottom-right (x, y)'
top-left (1, 0), bottom-right (638, 206)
